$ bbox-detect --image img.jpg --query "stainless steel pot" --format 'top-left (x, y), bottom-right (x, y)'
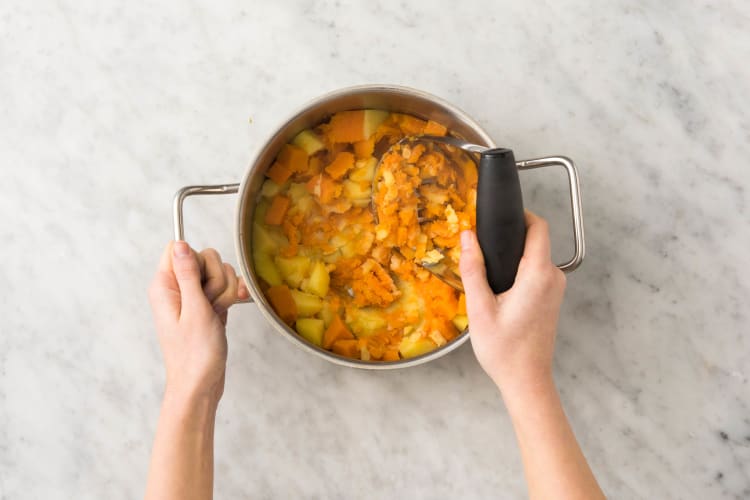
top-left (171, 84), bottom-right (585, 370)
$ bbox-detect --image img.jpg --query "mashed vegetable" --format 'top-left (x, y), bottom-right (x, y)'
top-left (252, 110), bottom-right (476, 361)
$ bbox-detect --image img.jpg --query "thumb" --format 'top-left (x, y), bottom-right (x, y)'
top-left (171, 240), bottom-right (209, 316)
top-left (459, 231), bottom-right (496, 321)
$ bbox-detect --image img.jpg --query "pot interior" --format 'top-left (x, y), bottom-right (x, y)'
top-left (237, 85), bottom-right (495, 368)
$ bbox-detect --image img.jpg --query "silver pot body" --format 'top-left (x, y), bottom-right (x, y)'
top-left (172, 84), bottom-right (585, 369)
top-left (238, 85), bottom-right (494, 369)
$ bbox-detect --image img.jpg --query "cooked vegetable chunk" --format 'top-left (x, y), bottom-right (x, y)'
top-left (296, 318), bottom-right (325, 346)
top-left (256, 110), bottom-right (474, 361)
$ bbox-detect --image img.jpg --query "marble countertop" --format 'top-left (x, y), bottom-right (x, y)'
top-left (2, 1), bottom-right (749, 498)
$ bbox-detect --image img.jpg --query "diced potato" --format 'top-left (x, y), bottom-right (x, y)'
top-left (452, 314), bottom-right (469, 332)
top-left (363, 109), bottom-right (389, 139)
top-left (253, 200), bottom-right (270, 225)
top-left (295, 318), bottom-right (325, 346)
top-left (399, 336), bottom-right (438, 359)
top-left (295, 196), bottom-right (314, 214)
top-left (346, 308), bottom-right (387, 337)
top-left (349, 157), bottom-right (377, 182)
top-left (321, 250), bottom-right (341, 265)
top-left (395, 281), bottom-right (423, 320)
top-left (429, 331), bottom-right (446, 347)
top-left (301, 261), bottom-right (329, 297)
top-left (275, 255), bottom-right (311, 288)
top-left (350, 198), bottom-right (371, 208)
top-left (291, 129), bottom-right (325, 155)
top-left (290, 289), bottom-right (324, 317)
top-left (252, 222), bottom-right (281, 255)
top-left (253, 251), bottom-right (282, 286)
top-left (260, 179), bottom-right (285, 199)
top-left (330, 232), bottom-right (352, 249)
top-left (319, 302), bottom-right (336, 327)
top-left (340, 240), bottom-right (358, 259)
top-left (287, 182), bottom-right (309, 203)
top-left (343, 179), bottom-right (371, 201)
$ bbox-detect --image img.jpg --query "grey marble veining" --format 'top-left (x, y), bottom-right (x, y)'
top-left (1, 1), bottom-right (749, 498)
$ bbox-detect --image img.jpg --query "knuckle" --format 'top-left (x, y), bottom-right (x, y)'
top-left (202, 247), bottom-right (221, 262)
top-left (540, 266), bottom-right (565, 289)
top-left (205, 273), bottom-right (228, 296)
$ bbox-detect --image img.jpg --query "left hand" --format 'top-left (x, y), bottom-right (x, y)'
top-left (148, 241), bottom-right (249, 406)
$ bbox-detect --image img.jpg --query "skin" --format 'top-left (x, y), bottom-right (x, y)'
top-left (145, 241), bottom-right (248, 500)
top-left (145, 213), bottom-right (604, 499)
top-left (460, 211), bottom-right (605, 500)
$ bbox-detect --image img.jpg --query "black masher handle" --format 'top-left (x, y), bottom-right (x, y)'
top-left (476, 148), bottom-right (526, 294)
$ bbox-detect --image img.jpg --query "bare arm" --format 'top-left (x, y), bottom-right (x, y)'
top-left (146, 392), bottom-right (218, 499)
top-left (460, 213), bottom-right (605, 500)
top-left (145, 241), bottom-right (247, 500)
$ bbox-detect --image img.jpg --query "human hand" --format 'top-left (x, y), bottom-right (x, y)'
top-left (148, 241), bottom-right (249, 406)
top-left (459, 211), bottom-right (566, 397)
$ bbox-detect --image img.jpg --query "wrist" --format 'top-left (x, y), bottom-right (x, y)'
top-left (163, 383), bottom-right (221, 418)
top-left (492, 368), bottom-right (556, 411)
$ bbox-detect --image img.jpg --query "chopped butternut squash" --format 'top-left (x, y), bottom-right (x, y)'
top-left (322, 314), bottom-right (355, 349)
top-left (327, 109), bottom-right (388, 143)
top-left (277, 144), bottom-right (308, 173)
top-left (266, 161), bottom-right (293, 185)
top-left (382, 349), bottom-right (400, 361)
top-left (331, 339), bottom-right (359, 358)
top-left (305, 173), bottom-right (338, 204)
top-left (266, 284), bottom-right (297, 325)
top-left (325, 151), bottom-right (355, 180)
top-left (256, 110), bottom-right (473, 362)
top-left (424, 120), bottom-right (448, 136)
top-left (353, 137), bottom-right (374, 159)
top-left (264, 195), bottom-right (290, 226)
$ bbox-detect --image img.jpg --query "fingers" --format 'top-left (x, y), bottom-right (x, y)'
top-left (459, 230), bottom-right (496, 320)
top-left (238, 279), bottom-right (250, 301)
top-left (521, 210), bottom-right (552, 264)
top-left (212, 263), bottom-right (239, 314)
top-left (148, 241), bottom-right (181, 324)
top-left (199, 249), bottom-right (244, 313)
top-left (200, 249), bottom-right (228, 303)
top-left (171, 241), bottom-right (210, 314)
top-left (157, 241), bottom-right (243, 322)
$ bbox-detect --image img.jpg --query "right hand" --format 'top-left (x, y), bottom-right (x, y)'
top-left (459, 211), bottom-right (566, 396)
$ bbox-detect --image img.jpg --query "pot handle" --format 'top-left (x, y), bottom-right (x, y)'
top-left (172, 183), bottom-right (253, 304)
top-left (516, 156), bottom-right (585, 272)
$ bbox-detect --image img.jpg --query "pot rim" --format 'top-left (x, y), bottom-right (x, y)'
top-left (233, 84), bottom-right (496, 370)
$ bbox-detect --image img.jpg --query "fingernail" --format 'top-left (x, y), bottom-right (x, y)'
top-left (173, 241), bottom-right (190, 257)
top-left (460, 231), bottom-right (473, 250)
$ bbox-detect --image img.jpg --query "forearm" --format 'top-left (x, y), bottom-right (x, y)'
top-left (145, 392), bottom-right (218, 500)
top-left (501, 375), bottom-right (605, 500)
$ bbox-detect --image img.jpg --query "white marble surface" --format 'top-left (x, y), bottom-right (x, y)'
top-left (2, 1), bottom-right (749, 498)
